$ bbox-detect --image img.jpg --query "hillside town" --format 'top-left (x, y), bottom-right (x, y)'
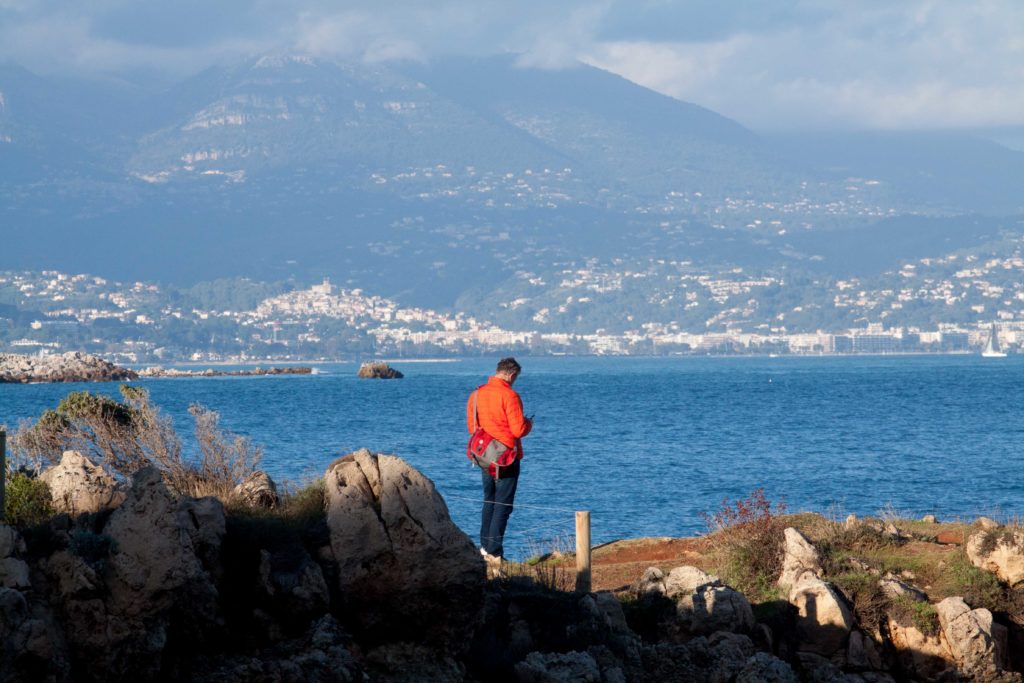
top-left (2, 254), bottom-right (1022, 363)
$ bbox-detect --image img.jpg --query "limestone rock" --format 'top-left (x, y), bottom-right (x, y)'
top-left (231, 470), bottom-right (280, 508)
top-left (736, 652), bottom-right (799, 682)
top-left (39, 450), bottom-right (125, 515)
top-left (778, 527), bottom-right (823, 590)
top-left (921, 514), bottom-right (938, 523)
top-left (632, 566), bottom-right (666, 596)
top-left (966, 528), bottom-right (1024, 586)
top-left (324, 449), bottom-right (484, 647)
top-left (663, 565), bottom-right (717, 597)
top-left (936, 596), bottom-right (1004, 675)
top-left (0, 525), bottom-right (26, 558)
top-left (356, 361), bottom-right (403, 379)
top-left (788, 574), bottom-right (854, 656)
top-left (878, 576), bottom-right (928, 603)
top-left (514, 650), bottom-right (601, 683)
top-left (0, 587), bottom-right (28, 637)
top-left (90, 466), bottom-right (223, 678)
top-left (976, 516), bottom-right (1000, 529)
top-left (0, 558), bottom-right (30, 590)
top-left (652, 565), bottom-right (753, 635)
top-left (847, 631), bottom-right (883, 671)
top-left (0, 351), bottom-right (137, 383)
top-left (885, 613), bottom-right (949, 680)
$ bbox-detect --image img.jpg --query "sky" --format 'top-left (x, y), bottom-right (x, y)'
top-left (1, 0), bottom-right (1022, 131)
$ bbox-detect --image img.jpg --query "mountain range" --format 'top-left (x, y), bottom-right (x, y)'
top-left (3, 53), bottom-right (1024, 314)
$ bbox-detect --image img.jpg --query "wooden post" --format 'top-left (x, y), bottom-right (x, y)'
top-left (575, 510), bottom-right (591, 593)
top-left (0, 429), bottom-right (6, 522)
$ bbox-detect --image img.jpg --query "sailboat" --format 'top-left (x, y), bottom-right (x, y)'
top-left (982, 323), bottom-right (1007, 358)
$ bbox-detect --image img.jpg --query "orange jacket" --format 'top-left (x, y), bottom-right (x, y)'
top-left (466, 376), bottom-right (532, 453)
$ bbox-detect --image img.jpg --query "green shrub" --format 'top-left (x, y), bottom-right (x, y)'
top-left (4, 472), bottom-right (54, 527)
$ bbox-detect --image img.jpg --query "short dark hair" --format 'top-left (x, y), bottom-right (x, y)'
top-left (496, 357), bottom-right (521, 377)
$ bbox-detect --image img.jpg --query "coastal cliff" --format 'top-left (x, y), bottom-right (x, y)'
top-left (2, 452), bottom-right (1024, 682)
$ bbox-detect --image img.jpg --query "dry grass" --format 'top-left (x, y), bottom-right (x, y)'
top-left (701, 489), bottom-right (788, 602)
top-left (13, 386), bottom-right (262, 504)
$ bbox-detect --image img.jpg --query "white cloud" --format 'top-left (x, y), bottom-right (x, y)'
top-left (1, 0), bottom-right (1023, 129)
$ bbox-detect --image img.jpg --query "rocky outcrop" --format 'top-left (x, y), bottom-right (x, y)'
top-left (0, 351), bottom-right (137, 383)
top-left (39, 450), bottom-right (125, 514)
top-left (139, 366), bottom-right (313, 378)
top-left (936, 596), bottom-right (1007, 677)
top-left (231, 470), bottom-right (279, 508)
top-left (356, 361), bottom-right (403, 379)
top-left (323, 449), bottom-right (484, 647)
top-left (789, 573), bottom-right (854, 656)
top-left (778, 527), bottom-right (823, 590)
top-left (638, 565), bottom-right (754, 635)
top-left (967, 528), bottom-right (1024, 586)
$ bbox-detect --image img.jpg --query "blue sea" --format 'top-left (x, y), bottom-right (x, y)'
top-left (2, 356), bottom-right (1023, 559)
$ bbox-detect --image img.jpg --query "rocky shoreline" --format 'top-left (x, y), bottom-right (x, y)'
top-left (0, 352), bottom-right (137, 383)
top-left (138, 366), bottom-right (313, 378)
top-left (3, 452), bottom-right (1024, 681)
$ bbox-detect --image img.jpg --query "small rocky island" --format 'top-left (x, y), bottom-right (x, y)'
top-left (139, 366), bottom-right (313, 378)
top-left (0, 352), bottom-right (138, 383)
top-left (356, 361), bottom-right (403, 379)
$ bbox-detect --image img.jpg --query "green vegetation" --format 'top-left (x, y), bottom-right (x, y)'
top-left (3, 471), bottom-right (53, 528)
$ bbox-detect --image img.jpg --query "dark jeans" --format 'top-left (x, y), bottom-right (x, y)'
top-left (480, 462), bottom-right (519, 558)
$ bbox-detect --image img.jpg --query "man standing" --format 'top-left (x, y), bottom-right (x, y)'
top-left (466, 357), bottom-right (532, 564)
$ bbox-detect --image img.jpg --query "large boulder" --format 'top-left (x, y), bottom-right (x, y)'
top-left (60, 466), bottom-right (227, 679)
top-left (886, 615), bottom-right (949, 680)
top-left (514, 650), bottom-right (602, 683)
top-left (935, 596), bottom-right (1006, 676)
top-left (323, 449), bottom-right (484, 647)
top-left (231, 470), bottom-right (279, 509)
top-left (39, 450), bottom-right (125, 515)
top-left (788, 574), bottom-right (854, 656)
top-left (637, 565), bottom-right (754, 635)
top-left (0, 525), bottom-right (29, 590)
top-left (778, 527), bottom-right (822, 590)
top-left (966, 528), bottom-right (1024, 586)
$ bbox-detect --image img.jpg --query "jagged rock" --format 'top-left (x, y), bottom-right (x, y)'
top-left (0, 587), bottom-right (28, 637)
top-left (789, 573), bottom-right (854, 656)
top-left (0, 558), bottom-right (30, 590)
top-left (736, 651), bottom-right (799, 682)
top-left (632, 566), bottom-right (666, 595)
top-left (936, 596), bottom-right (1005, 675)
top-left (885, 613), bottom-right (949, 680)
top-left (778, 527), bottom-right (822, 589)
top-left (0, 351), bottom-right (137, 383)
top-left (878, 576), bottom-right (928, 603)
top-left (847, 631), bottom-right (883, 671)
top-left (80, 466), bottom-right (224, 678)
top-left (966, 528), bottom-right (1024, 586)
top-left (356, 361), bottom-right (403, 379)
top-left (976, 516), bottom-right (1000, 530)
top-left (648, 565), bottom-right (753, 634)
top-left (365, 642), bottom-right (465, 683)
top-left (514, 650), bottom-right (601, 682)
top-left (231, 470), bottom-right (280, 508)
top-left (43, 550), bottom-right (99, 598)
top-left (576, 592), bottom-right (641, 666)
top-left (0, 525), bottom-right (26, 558)
top-left (663, 565), bottom-right (718, 597)
top-left (39, 450), bottom-right (125, 515)
top-left (323, 449), bottom-right (484, 647)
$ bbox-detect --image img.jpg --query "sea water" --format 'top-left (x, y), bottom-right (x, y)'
top-left (2, 355), bottom-right (1023, 559)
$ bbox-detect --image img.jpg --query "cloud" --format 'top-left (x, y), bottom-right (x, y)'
top-left (586, 2), bottom-right (1024, 130)
top-left (0, 0), bottom-right (1022, 130)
